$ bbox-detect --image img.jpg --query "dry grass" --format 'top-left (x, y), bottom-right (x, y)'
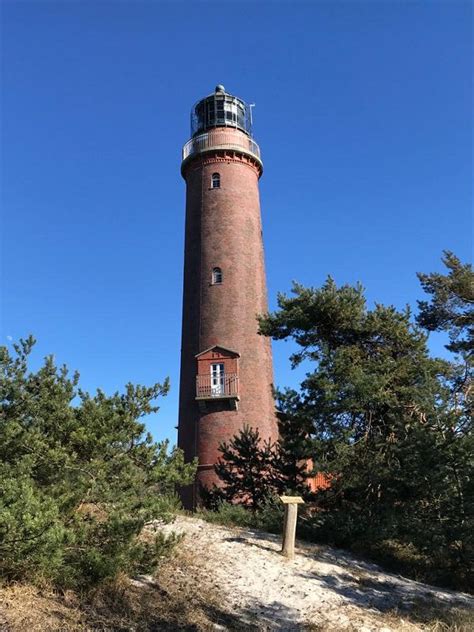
top-left (398, 596), bottom-right (474, 632)
top-left (303, 609), bottom-right (474, 632)
top-left (336, 571), bottom-right (474, 632)
top-left (0, 544), bottom-right (237, 632)
top-left (373, 609), bottom-right (474, 632)
top-left (1, 531), bottom-right (471, 632)
top-left (0, 583), bottom-right (85, 632)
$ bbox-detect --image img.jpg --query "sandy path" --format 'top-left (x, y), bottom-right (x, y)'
top-left (157, 516), bottom-right (473, 631)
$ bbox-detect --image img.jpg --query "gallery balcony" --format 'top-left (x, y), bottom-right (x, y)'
top-left (195, 373), bottom-right (239, 411)
top-left (182, 131), bottom-right (262, 168)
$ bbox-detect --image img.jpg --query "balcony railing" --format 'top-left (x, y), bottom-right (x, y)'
top-left (182, 132), bottom-right (261, 163)
top-left (196, 373), bottom-right (239, 399)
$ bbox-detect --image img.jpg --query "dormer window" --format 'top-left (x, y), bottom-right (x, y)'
top-left (211, 173), bottom-right (220, 189)
top-left (212, 267), bottom-right (223, 284)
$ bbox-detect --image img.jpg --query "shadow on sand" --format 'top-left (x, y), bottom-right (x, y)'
top-left (219, 527), bottom-right (473, 630)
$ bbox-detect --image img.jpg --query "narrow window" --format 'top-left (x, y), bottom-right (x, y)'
top-left (211, 173), bottom-right (220, 189)
top-left (212, 267), bottom-right (223, 284)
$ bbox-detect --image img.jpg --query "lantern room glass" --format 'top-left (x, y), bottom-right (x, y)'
top-left (191, 89), bottom-right (253, 137)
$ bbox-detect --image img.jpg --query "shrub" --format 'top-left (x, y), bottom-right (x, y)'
top-left (198, 493), bottom-right (285, 535)
top-left (197, 502), bottom-right (255, 529)
top-left (0, 337), bottom-right (196, 589)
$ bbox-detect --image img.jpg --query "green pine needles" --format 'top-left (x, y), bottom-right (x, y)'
top-left (259, 254), bottom-right (473, 590)
top-left (213, 253), bottom-right (472, 591)
top-left (0, 337), bottom-right (196, 589)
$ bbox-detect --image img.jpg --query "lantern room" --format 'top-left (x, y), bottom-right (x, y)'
top-left (190, 85), bottom-right (253, 137)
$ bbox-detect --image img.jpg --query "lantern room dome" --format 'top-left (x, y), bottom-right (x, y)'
top-left (191, 85), bottom-right (253, 138)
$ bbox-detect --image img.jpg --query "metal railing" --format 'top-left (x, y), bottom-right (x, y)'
top-left (182, 132), bottom-right (261, 162)
top-left (196, 373), bottom-right (239, 399)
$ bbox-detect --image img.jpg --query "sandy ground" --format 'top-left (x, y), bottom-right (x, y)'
top-left (154, 516), bottom-right (474, 632)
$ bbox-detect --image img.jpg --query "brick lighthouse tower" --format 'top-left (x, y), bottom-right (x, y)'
top-left (177, 85), bottom-right (278, 508)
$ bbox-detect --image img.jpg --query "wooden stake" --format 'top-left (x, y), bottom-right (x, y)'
top-left (280, 496), bottom-right (304, 560)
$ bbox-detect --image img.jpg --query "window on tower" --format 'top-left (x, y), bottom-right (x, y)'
top-left (211, 173), bottom-right (220, 188)
top-left (212, 267), bottom-right (223, 284)
top-left (210, 362), bottom-right (225, 396)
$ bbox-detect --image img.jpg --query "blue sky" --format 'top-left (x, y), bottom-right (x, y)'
top-left (1, 1), bottom-right (472, 443)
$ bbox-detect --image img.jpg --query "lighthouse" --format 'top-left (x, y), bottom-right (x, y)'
top-left (177, 85), bottom-right (278, 508)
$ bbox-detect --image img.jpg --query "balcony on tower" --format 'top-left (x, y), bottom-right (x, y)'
top-left (195, 345), bottom-right (240, 411)
top-left (196, 373), bottom-right (239, 399)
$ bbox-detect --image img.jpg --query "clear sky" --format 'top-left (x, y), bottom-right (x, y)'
top-left (1, 1), bottom-right (472, 443)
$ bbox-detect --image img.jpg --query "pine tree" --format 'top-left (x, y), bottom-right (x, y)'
top-left (417, 250), bottom-right (473, 356)
top-left (416, 252), bottom-right (473, 583)
top-left (0, 337), bottom-right (196, 589)
top-left (273, 399), bottom-right (315, 497)
top-left (259, 275), bottom-right (473, 589)
top-left (214, 425), bottom-right (276, 512)
top-left (211, 414), bottom-right (314, 509)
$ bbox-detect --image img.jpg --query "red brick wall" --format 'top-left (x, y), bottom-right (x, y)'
top-left (177, 128), bottom-right (278, 507)
top-left (307, 472), bottom-right (332, 493)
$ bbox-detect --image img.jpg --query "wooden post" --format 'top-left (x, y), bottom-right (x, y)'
top-left (280, 496), bottom-right (304, 560)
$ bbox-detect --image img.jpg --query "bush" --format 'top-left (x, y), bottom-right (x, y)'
top-left (252, 494), bottom-right (285, 534)
top-left (0, 337), bottom-right (196, 589)
top-left (197, 502), bottom-right (255, 529)
top-left (198, 493), bottom-right (285, 535)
